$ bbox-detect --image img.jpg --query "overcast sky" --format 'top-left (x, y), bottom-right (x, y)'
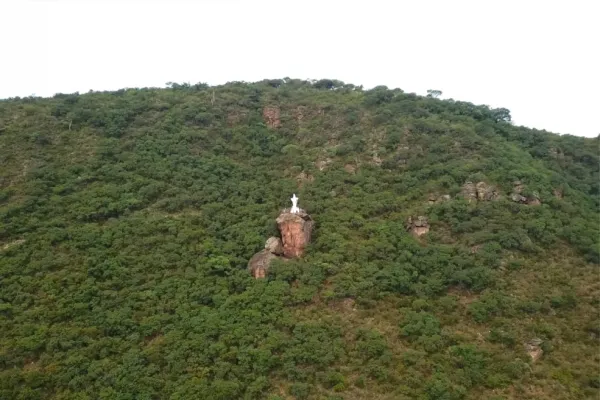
top-left (1, 0), bottom-right (598, 137)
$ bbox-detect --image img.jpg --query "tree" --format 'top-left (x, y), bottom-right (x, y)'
top-left (427, 89), bottom-right (443, 98)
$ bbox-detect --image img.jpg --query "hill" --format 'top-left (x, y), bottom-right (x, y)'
top-left (1, 79), bottom-right (598, 400)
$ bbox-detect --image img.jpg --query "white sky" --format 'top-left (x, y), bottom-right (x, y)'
top-left (1, 0), bottom-right (598, 137)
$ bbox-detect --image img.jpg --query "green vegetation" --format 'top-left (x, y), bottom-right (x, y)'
top-left (1, 78), bottom-right (598, 399)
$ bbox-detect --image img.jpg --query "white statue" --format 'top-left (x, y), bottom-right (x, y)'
top-left (290, 193), bottom-right (300, 214)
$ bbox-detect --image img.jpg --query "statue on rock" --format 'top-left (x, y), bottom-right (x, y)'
top-left (276, 203), bottom-right (313, 258)
top-left (248, 195), bottom-right (314, 278)
top-left (290, 193), bottom-right (300, 214)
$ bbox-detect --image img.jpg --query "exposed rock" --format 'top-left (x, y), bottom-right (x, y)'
top-left (461, 181), bottom-right (478, 203)
top-left (263, 106), bottom-right (281, 128)
top-left (265, 237), bottom-right (284, 255)
top-left (249, 207), bottom-right (314, 278)
top-left (510, 181), bottom-right (542, 205)
top-left (525, 338), bottom-right (543, 362)
top-left (248, 250), bottom-right (276, 279)
top-left (428, 194), bottom-right (451, 204)
top-left (553, 188), bottom-right (563, 199)
top-left (511, 193), bottom-right (527, 203)
top-left (315, 158), bottom-right (333, 171)
top-left (406, 216), bottom-right (430, 237)
top-left (511, 191), bottom-right (541, 205)
top-left (344, 164), bottom-right (356, 174)
top-left (475, 181), bottom-right (500, 201)
top-left (371, 152), bottom-right (383, 166)
top-left (462, 181), bottom-right (499, 202)
top-left (276, 209), bottom-right (314, 258)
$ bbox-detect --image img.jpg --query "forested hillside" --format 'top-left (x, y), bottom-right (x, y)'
top-left (1, 79), bottom-right (598, 400)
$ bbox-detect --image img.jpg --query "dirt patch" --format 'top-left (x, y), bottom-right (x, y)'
top-left (447, 286), bottom-right (479, 305)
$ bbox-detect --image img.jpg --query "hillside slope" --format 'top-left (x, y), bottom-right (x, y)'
top-left (1, 79), bottom-right (598, 400)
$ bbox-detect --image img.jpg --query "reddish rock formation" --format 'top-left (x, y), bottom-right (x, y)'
top-left (248, 211), bottom-right (313, 278)
top-left (263, 106), bottom-right (281, 128)
top-left (276, 210), bottom-right (314, 258)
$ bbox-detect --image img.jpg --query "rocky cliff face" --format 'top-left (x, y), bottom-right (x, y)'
top-left (248, 210), bottom-right (314, 278)
top-left (276, 209), bottom-right (314, 258)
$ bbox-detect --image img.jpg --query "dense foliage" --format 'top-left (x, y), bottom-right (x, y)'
top-left (1, 79), bottom-right (598, 399)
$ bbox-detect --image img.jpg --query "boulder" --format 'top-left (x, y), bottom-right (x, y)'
top-left (511, 193), bottom-right (527, 203)
top-left (248, 250), bottom-right (276, 279)
top-left (276, 209), bottom-right (314, 258)
top-left (511, 191), bottom-right (541, 205)
top-left (406, 216), bottom-right (430, 237)
top-left (475, 181), bottom-right (500, 201)
top-left (249, 209), bottom-right (314, 278)
top-left (265, 237), bottom-right (284, 255)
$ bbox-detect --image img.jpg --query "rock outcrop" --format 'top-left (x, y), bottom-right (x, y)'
top-left (276, 209), bottom-right (314, 258)
top-left (461, 181), bottom-right (478, 202)
top-left (263, 106), bottom-right (281, 128)
top-left (248, 236), bottom-right (285, 278)
top-left (461, 181), bottom-right (500, 202)
top-left (525, 338), bottom-right (543, 362)
top-left (428, 194), bottom-right (451, 204)
top-left (510, 181), bottom-right (541, 205)
top-left (265, 236), bottom-right (284, 255)
top-left (406, 216), bottom-right (429, 237)
top-left (248, 210), bottom-right (314, 278)
top-left (248, 249), bottom-right (276, 279)
top-left (475, 181), bottom-right (500, 201)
